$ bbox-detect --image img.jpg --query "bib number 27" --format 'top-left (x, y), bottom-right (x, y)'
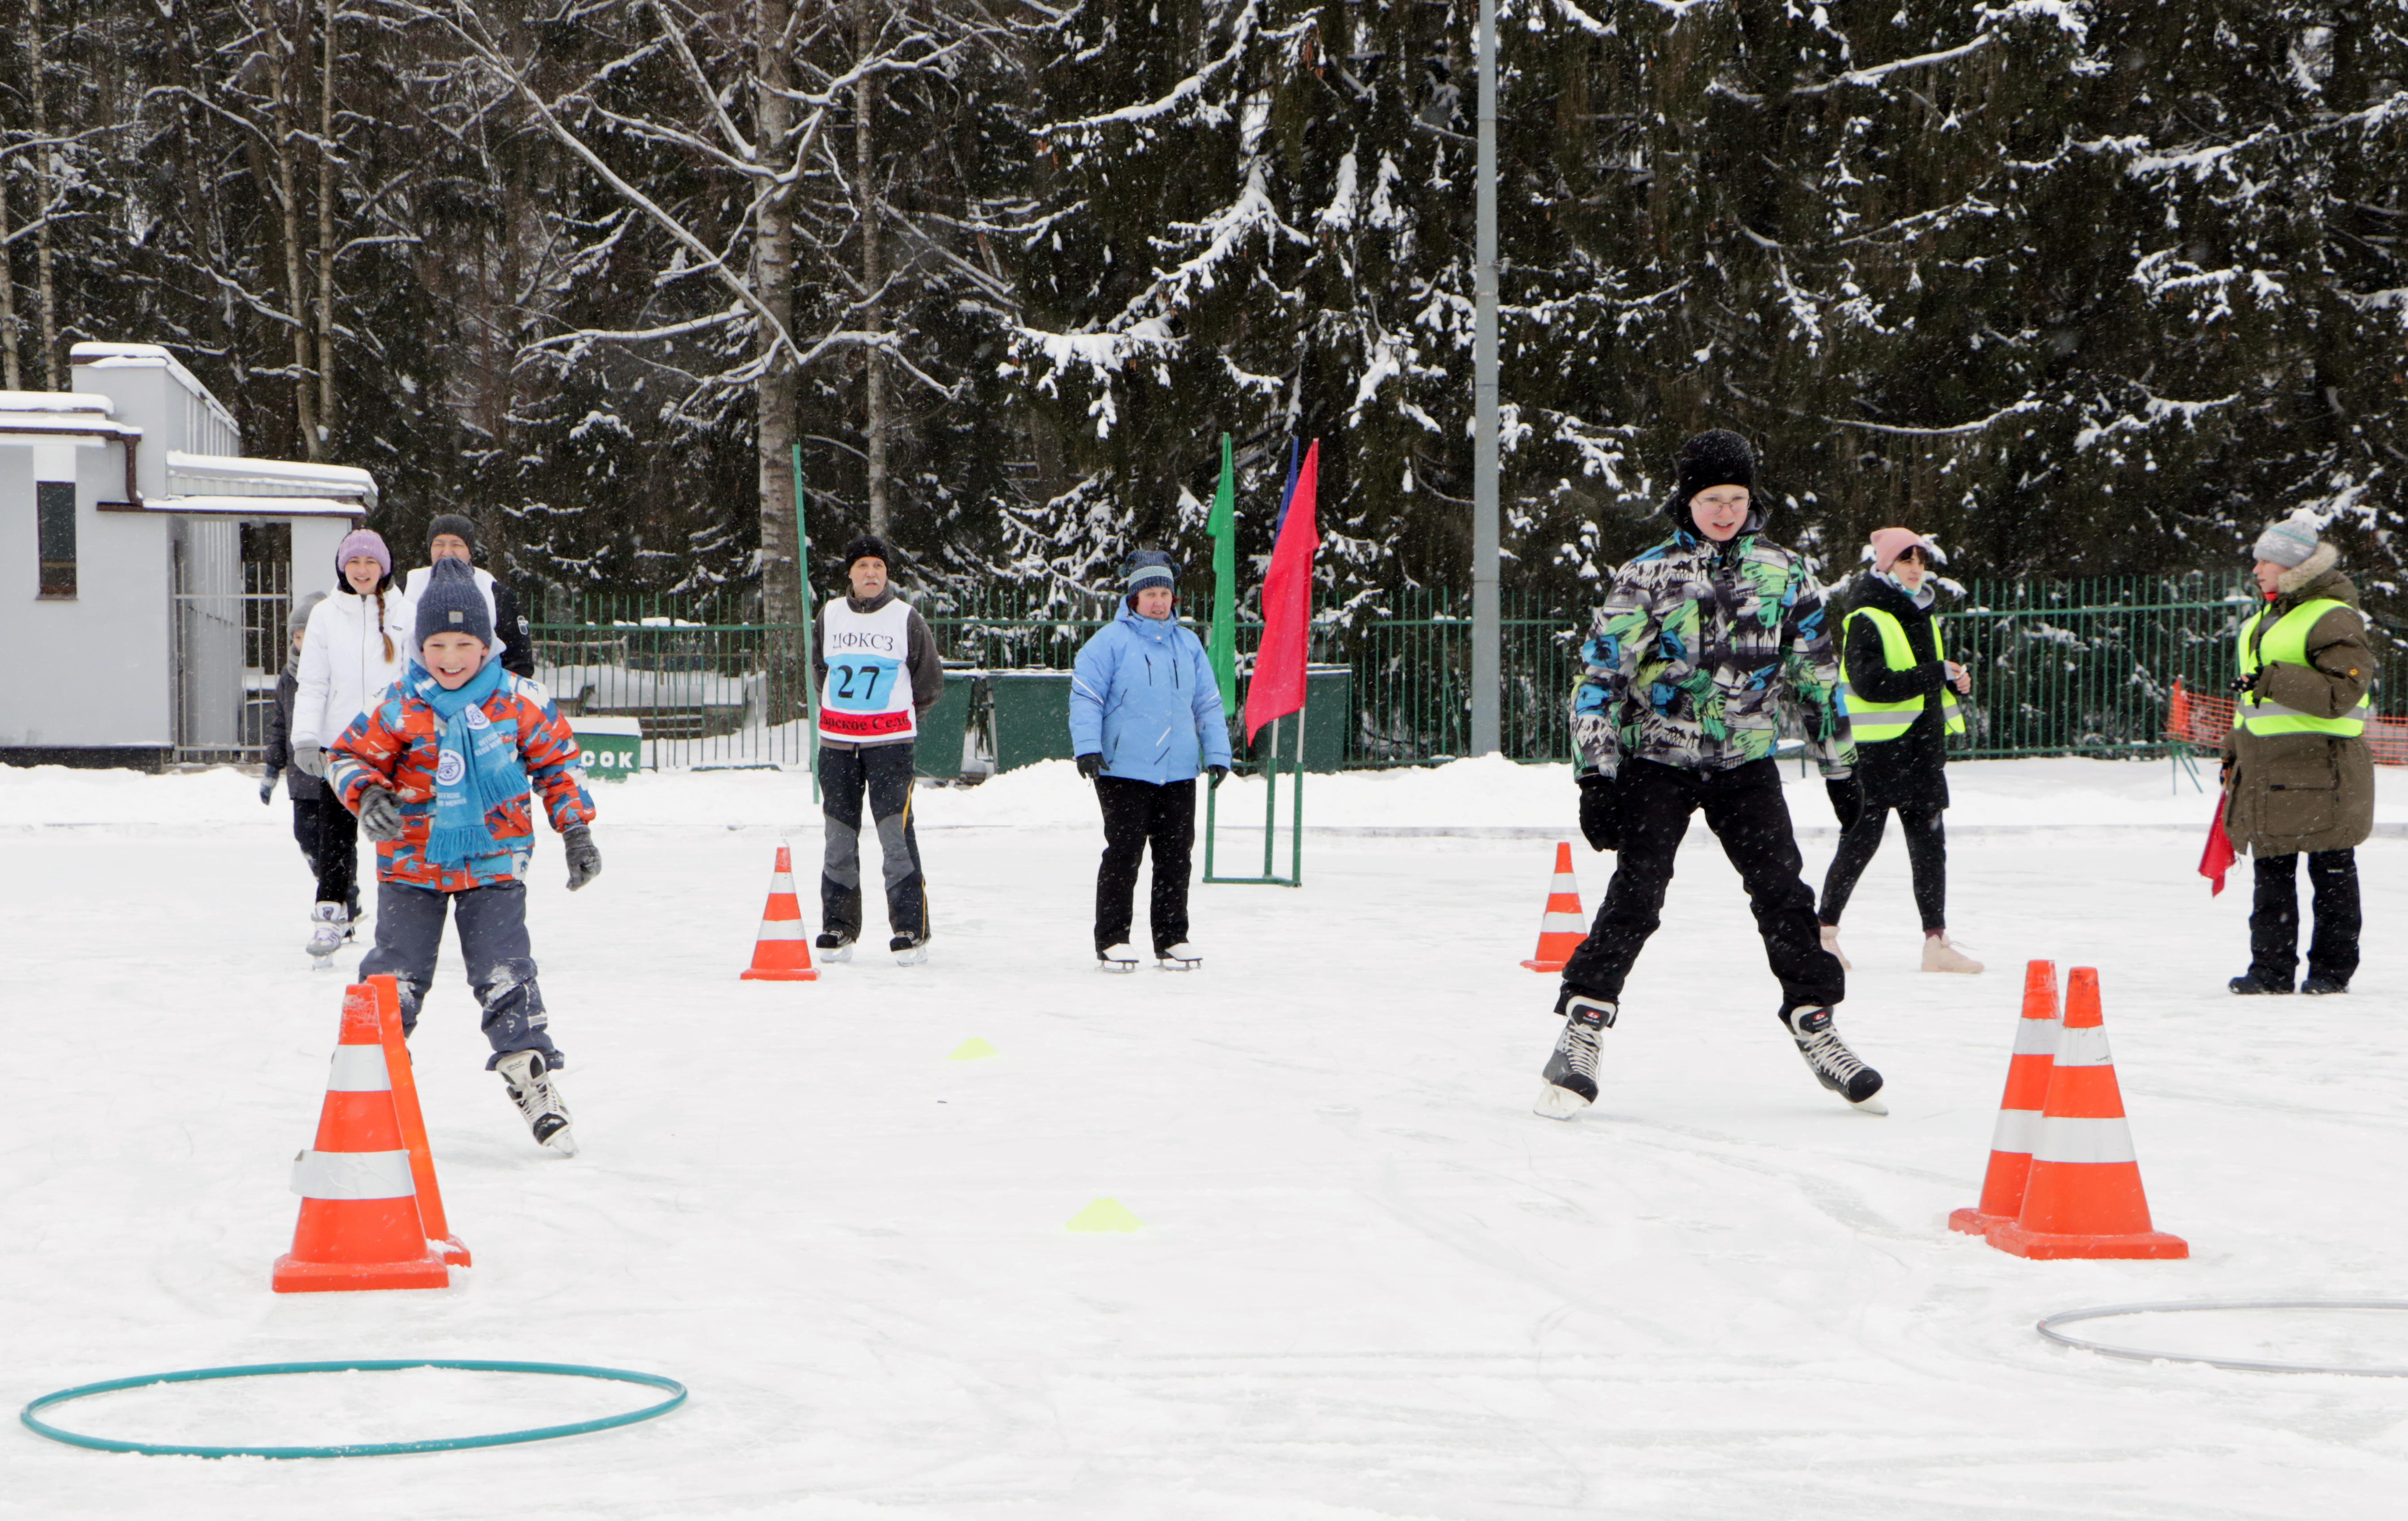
top-left (828, 659), bottom-right (897, 710)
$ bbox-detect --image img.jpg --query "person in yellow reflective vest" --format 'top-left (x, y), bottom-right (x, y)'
top-left (1818, 528), bottom-right (1982, 974)
top-left (2222, 517), bottom-right (2374, 995)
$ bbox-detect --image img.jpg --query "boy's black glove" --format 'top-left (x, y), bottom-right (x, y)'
top-left (357, 786), bottom-right (404, 841)
top-left (563, 825), bottom-right (602, 891)
top-left (259, 768), bottom-right (279, 805)
top-left (1827, 775), bottom-right (1864, 833)
top-left (1075, 752), bottom-right (1103, 781)
top-left (1577, 770), bottom-right (1622, 852)
top-left (1207, 764), bottom-right (1229, 788)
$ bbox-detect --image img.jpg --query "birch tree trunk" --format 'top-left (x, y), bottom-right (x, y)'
top-left (28, 0), bottom-right (62, 390)
top-left (315, 0), bottom-right (337, 453)
top-left (0, 155), bottom-right (20, 391)
top-left (856, 0), bottom-right (888, 537)
top-left (755, 0), bottom-right (805, 713)
top-left (274, 1), bottom-right (321, 456)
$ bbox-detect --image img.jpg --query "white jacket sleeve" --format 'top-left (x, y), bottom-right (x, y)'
top-left (291, 599), bottom-right (338, 749)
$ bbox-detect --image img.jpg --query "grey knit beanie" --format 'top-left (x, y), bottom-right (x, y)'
top-left (286, 589), bottom-right (327, 635)
top-left (2251, 517), bottom-right (2320, 569)
top-left (412, 556), bottom-right (493, 651)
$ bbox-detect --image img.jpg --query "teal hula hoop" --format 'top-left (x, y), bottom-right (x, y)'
top-left (20, 1358), bottom-right (687, 1459)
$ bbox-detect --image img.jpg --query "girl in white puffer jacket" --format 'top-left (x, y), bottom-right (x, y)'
top-left (289, 529), bottom-right (409, 960)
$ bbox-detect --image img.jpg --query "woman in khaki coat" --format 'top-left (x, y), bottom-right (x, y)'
top-left (2222, 518), bottom-right (2375, 994)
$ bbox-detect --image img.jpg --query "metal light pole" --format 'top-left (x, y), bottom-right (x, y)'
top-left (1471, 0), bottom-right (1501, 756)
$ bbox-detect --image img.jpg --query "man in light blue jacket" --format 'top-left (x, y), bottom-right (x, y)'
top-left (1070, 551), bottom-right (1234, 970)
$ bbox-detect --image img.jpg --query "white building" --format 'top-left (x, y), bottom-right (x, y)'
top-left (0, 343), bottom-right (378, 768)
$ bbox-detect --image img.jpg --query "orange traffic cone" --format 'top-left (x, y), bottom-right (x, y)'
top-left (740, 844), bottom-right (819, 981)
top-left (365, 975), bottom-right (468, 1266)
top-left (272, 985), bottom-right (451, 1293)
top-left (1520, 842), bottom-right (1588, 972)
top-left (1985, 967), bottom-right (2187, 1260)
top-left (1949, 960), bottom-right (2061, 1235)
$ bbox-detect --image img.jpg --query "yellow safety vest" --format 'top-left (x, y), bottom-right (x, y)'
top-left (1839, 606), bottom-right (1966, 744)
top-left (2233, 598), bottom-right (2369, 737)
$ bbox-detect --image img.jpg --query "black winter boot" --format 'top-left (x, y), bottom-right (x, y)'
top-left (2228, 970), bottom-right (2294, 994)
top-left (2300, 973), bottom-right (2349, 995)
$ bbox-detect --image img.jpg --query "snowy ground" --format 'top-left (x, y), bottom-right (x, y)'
top-left (5, 759), bottom-right (2408, 1518)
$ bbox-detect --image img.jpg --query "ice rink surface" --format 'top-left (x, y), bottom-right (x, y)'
top-left (5, 758), bottom-right (2407, 1518)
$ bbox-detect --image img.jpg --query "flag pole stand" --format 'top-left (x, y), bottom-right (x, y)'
top-left (1205, 705), bottom-right (1303, 888)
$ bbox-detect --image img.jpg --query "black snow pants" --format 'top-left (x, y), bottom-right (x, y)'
top-left (291, 792), bottom-right (360, 919)
top-left (358, 880), bottom-right (560, 1069)
top-left (1093, 776), bottom-right (1195, 955)
top-left (1559, 757), bottom-right (1845, 1019)
top-left (1818, 803), bottom-right (1948, 933)
top-left (819, 740), bottom-right (927, 942)
top-left (2249, 848), bottom-right (2361, 988)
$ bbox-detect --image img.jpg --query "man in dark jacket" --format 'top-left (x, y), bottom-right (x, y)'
top-left (813, 534), bottom-right (946, 964)
top-left (2223, 518), bottom-right (2374, 995)
top-left (1817, 528), bottom-right (1982, 975)
top-left (1537, 429), bottom-right (1883, 1121)
top-left (398, 514), bottom-right (536, 680)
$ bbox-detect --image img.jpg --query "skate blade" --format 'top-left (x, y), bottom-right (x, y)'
top-left (1847, 1092), bottom-right (1890, 1116)
top-left (894, 947), bottom-right (929, 967)
top-left (309, 955), bottom-right (337, 971)
top-left (1533, 1083), bottom-right (1593, 1121)
top-left (1097, 960), bottom-right (1137, 974)
top-left (1156, 958), bottom-right (1200, 971)
top-left (542, 1126), bottom-right (579, 1157)
top-left (821, 945), bottom-right (854, 963)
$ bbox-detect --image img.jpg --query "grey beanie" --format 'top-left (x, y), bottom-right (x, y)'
top-left (427, 513), bottom-right (479, 560)
top-left (2251, 517), bottom-right (2320, 569)
top-left (286, 589), bottom-right (327, 635)
top-left (1126, 550), bottom-right (1179, 595)
top-left (412, 556), bottom-right (493, 652)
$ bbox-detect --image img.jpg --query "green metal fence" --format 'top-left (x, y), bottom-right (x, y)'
top-left (527, 576), bottom-right (2406, 770)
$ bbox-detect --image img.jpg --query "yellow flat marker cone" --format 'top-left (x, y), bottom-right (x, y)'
top-left (946, 1037), bottom-right (998, 1061)
top-left (1066, 1197), bottom-right (1143, 1233)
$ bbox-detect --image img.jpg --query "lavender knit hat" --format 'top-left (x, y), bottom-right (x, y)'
top-left (333, 528), bottom-right (392, 583)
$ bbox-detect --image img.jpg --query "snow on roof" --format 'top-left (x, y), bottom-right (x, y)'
top-left (100, 494), bottom-right (366, 519)
top-left (0, 391), bottom-right (114, 416)
top-left (165, 449), bottom-right (378, 507)
top-left (68, 342), bottom-right (240, 441)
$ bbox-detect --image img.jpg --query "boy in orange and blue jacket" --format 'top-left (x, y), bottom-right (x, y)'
top-left (328, 557), bottom-right (601, 1154)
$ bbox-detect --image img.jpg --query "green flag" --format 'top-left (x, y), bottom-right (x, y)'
top-left (1207, 432), bottom-right (1238, 713)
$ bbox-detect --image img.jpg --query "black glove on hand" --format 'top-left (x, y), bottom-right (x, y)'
top-left (1207, 764), bottom-right (1229, 788)
top-left (357, 786), bottom-right (404, 842)
top-left (293, 743), bottom-right (327, 778)
top-left (259, 769), bottom-right (279, 805)
top-left (1577, 770), bottom-right (1622, 853)
top-left (1827, 776), bottom-right (1864, 833)
top-left (1076, 752), bottom-right (1104, 781)
top-left (563, 824), bottom-right (602, 891)
top-left (2229, 670), bottom-right (2259, 696)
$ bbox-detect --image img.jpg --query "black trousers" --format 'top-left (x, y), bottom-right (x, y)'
top-left (1560, 758), bottom-right (1844, 1018)
top-left (1094, 776), bottom-right (1195, 954)
top-left (1818, 803), bottom-right (1948, 932)
top-left (819, 741), bottom-right (926, 941)
top-left (291, 792), bottom-right (359, 917)
top-left (357, 880), bottom-right (559, 1069)
top-left (2250, 849), bottom-right (2360, 985)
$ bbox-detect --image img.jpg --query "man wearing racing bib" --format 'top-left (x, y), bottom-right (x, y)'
top-left (814, 535), bottom-right (945, 964)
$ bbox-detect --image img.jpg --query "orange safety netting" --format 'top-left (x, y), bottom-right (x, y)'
top-left (2166, 677), bottom-right (2408, 765)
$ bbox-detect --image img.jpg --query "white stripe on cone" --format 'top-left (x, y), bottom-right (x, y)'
top-left (2011, 1021), bottom-right (2060, 1056)
top-left (2030, 1116), bottom-right (2139, 1166)
top-left (326, 1045), bottom-right (392, 1092)
top-left (290, 1148), bottom-right (417, 1200)
top-left (754, 920), bottom-right (808, 940)
top-left (1539, 912), bottom-right (1587, 932)
top-left (1988, 1107), bottom-right (2043, 1154)
top-left (2052, 1025), bottom-right (2115, 1068)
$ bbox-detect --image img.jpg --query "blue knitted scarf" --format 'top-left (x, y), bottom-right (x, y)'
top-left (405, 657), bottom-right (528, 872)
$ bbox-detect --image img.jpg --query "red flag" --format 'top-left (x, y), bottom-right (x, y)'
top-left (1244, 440), bottom-right (1320, 743)
top-left (2199, 796), bottom-right (2236, 895)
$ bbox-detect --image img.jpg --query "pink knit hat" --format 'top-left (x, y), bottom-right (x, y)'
top-left (1868, 527), bottom-right (1941, 574)
top-left (333, 528), bottom-right (392, 587)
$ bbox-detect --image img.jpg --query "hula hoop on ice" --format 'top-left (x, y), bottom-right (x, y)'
top-left (2038, 1300), bottom-right (2408, 1378)
top-left (19, 1358), bottom-right (687, 1458)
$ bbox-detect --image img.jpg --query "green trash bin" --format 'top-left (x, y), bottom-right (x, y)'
top-left (570, 716), bottom-right (641, 781)
top-left (986, 669), bottom-right (1076, 773)
top-left (912, 669), bottom-right (980, 780)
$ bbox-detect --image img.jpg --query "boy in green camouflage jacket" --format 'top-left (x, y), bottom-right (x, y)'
top-left (1535, 430), bottom-right (1886, 1121)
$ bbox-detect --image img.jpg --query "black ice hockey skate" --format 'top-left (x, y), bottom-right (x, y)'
top-left (815, 930), bottom-right (856, 964)
top-left (1782, 1005), bottom-right (1887, 1114)
top-left (496, 1049), bottom-right (577, 1155)
top-left (1534, 996), bottom-right (1616, 1120)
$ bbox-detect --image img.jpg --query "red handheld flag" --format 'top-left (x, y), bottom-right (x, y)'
top-left (1244, 440), bottom-right (1320, 743)
top-left (2199, 797), bottom-right (2236, 895)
